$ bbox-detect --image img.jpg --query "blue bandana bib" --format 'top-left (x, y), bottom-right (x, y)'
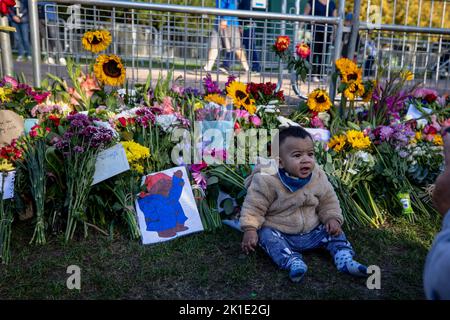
top-left (278, 168), bottom-right (312, 192)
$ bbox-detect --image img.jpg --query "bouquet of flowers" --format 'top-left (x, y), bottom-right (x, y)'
top-left (16, 124), bottom-right (52, 245)
top-left (54, 113), bottom-right (115, 241)
top-left (0, 76), bottom-right (50, 117)
top-left (272, 36), bottom-right (311, 82)
top-left (0, 140), bottom-right (21, 263)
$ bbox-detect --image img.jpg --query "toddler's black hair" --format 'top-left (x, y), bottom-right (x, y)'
top-left (278, 126), bottom-right (313, 147)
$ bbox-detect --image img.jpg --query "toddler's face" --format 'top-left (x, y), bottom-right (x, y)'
top-left (279, 137), bottom-right (315, 178)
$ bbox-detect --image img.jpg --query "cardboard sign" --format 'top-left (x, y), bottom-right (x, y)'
top-left (0, 170), bottom-right (16, 200)
top-left (0, 110), bottom-right (24, 146)
top-left (135, 166), bottom-right (204, 244)
top-left (92, 143), bottom-right (130, 185)
top-left (304, 128), bottom-right (331, 142)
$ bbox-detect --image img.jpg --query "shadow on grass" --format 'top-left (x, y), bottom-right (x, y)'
top-left (0, 215), bottom-right (441, 299)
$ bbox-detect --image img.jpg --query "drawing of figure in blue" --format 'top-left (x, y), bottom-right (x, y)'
top-left (137, 170), bottom-right (189, 238)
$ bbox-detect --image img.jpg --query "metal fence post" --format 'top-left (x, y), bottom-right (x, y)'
top-left (29, 0), bottom-right (41, 87)
top-left (329, 0), bottom-right (345, 105)
top-left (0, 16), bottom-right (14, 77)
top-left (348, 0), bottom-right (361, 59)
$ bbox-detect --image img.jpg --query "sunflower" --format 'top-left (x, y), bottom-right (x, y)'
top-left (94, 54), bottom-right (126, 87)
top-left (344, 81), bottom-right (365, 101)
top-left (346, 130), bottom-right (371, 149)
top-left (341, 67), bottom-right (362, 83)
top-left (82, 30), bottom-right (112, 53)
top-left (226, 81), bottom-right (256, 114)
top-left (204, 93), bottom-right (226, 106)
top-left (336, 58), bottom-right (358, 75)
top-left (328, 134), bottom-right (347, 152)
top-left (307, 89), bottom-right (332, 112)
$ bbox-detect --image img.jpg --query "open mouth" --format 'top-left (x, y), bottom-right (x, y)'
top-left (300, 168), bottom-right (311, 175)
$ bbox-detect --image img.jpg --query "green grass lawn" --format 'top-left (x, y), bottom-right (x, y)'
top-left (0, 215), bottom-right (442, 300)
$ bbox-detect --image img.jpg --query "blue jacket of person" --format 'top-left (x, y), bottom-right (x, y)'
top-left (424, 210), bottom-right (450, 299)
top-left (137, 175), bottom-right (188, 233)
top-left (216, 0), bottom-right (239, 28)
top-left (8, 0), bottom-right (29, 24)
top-left (38, 2), bottom-right (58, 22)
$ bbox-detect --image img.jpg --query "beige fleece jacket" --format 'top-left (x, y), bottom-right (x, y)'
top-left (239, 164), bottom-right (343, 234)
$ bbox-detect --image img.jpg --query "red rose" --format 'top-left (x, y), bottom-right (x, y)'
top-left (48, 114), bottom-right (61, 126)
top-left (274, 36), bottom-right (290, 53)
top-left (118, 117), bottom-right (127, 127)
top-left (296, 43), bottom-right (311, 59)
top-left (424, 93), bottom-right (437, 103)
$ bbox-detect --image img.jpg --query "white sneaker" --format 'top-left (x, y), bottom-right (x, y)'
top-left (47, 57), bottom-right (55, 65)
top-left (16, 55), bottom-right (25, 62)
top-left (27, 55), bottom-right (32, 61)
top-left (312, 76), bottom-right (321, 83)
top-left (203, 66), bottom-right (211, 72)
top-left (59, 57), bottom-right (67, 66)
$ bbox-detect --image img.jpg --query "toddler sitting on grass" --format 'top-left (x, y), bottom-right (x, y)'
top-left (240, 126), bottom-right (368, 282)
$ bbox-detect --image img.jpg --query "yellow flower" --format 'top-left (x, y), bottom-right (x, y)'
top-left (402, 71), bottom-right (414, 81)
top-left (0, 87), bottom-right (12, 102)
top-left (415, 131), bottom-right (422, 141)
top-left (194, 102), bottom-right (204, 111)
top-left (346, 130), bottom-right (371, 149)
top-left (328, 134), bottom-right (347, 152)
top-left (344, 81), bottom-right (365, 101)
top-left (433, 134), bottom-right (443, 146)
top-left (82, 30), bottom-right (112, 53)
top-left (307, 89), bottom-right (332, 112)
top-left (94, 54), bottom-right (126, 86)
top-left (121, 141), bottom-right (150, 173)
top-left (342, 68), bottom-right (362, 84)
top-left (0, 159), bottom-right (14, 172)
top-left (226, 81), bottom-right (256, 114)
top-left (336, 58), bottom-right (358, 74)
top-left (204, 94), bottom-right (226, 106)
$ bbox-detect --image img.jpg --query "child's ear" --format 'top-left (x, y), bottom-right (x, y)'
top-left (276, 156), bottom-right (283, 169)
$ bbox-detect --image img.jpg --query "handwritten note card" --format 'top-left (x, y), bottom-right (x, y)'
top-left (0, 110), bottom-right (24, 146)
top-left (92, 144), bottom-right (130, 185)
top-left (0, 171), bottom-right (16, 200)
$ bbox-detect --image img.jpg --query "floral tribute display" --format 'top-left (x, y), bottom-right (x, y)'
top-left (0, 30), bottom-right (448, 264)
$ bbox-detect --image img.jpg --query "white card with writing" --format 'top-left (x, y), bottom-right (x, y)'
top-left (92, 143), bottom-right (130, 185)
top-left (0, 170), bottom-right (16, 200)
top-left (304, 128), bottom-right (331, 142)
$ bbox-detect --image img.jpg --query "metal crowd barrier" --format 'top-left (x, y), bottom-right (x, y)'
top-left (4, 0), bottom-right (449, 102)
top-left (27, 0), bottom-right (343, 103)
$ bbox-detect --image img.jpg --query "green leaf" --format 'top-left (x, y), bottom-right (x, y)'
top-left (207, 176), bottom-right (219, 185)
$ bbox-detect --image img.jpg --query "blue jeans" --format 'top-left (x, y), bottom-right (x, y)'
top-left (11, 21), bottom-right (31, 57)
top-left (258, 224), bottom-right (354, 270)
top-left (242, 26), bottom-right (260, 72)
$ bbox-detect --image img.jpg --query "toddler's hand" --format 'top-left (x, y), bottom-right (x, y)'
top-left (241, 230), bottom-right (258, 254)
top-left (325, 219), bottom-right (342, 236)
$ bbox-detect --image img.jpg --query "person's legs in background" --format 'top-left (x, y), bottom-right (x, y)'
top-left (204, 29), bottom-right (220, 72)
top-left (47, 22), bottom-right (66, 65)
top-left (242, 25), bottom-right (260, 73)
top-left (312, 31), bottom-right (325, 82)
top-left (11, 21), bottom-right (25, 61)
top-left (19, 22), bottom-right (32, 60)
